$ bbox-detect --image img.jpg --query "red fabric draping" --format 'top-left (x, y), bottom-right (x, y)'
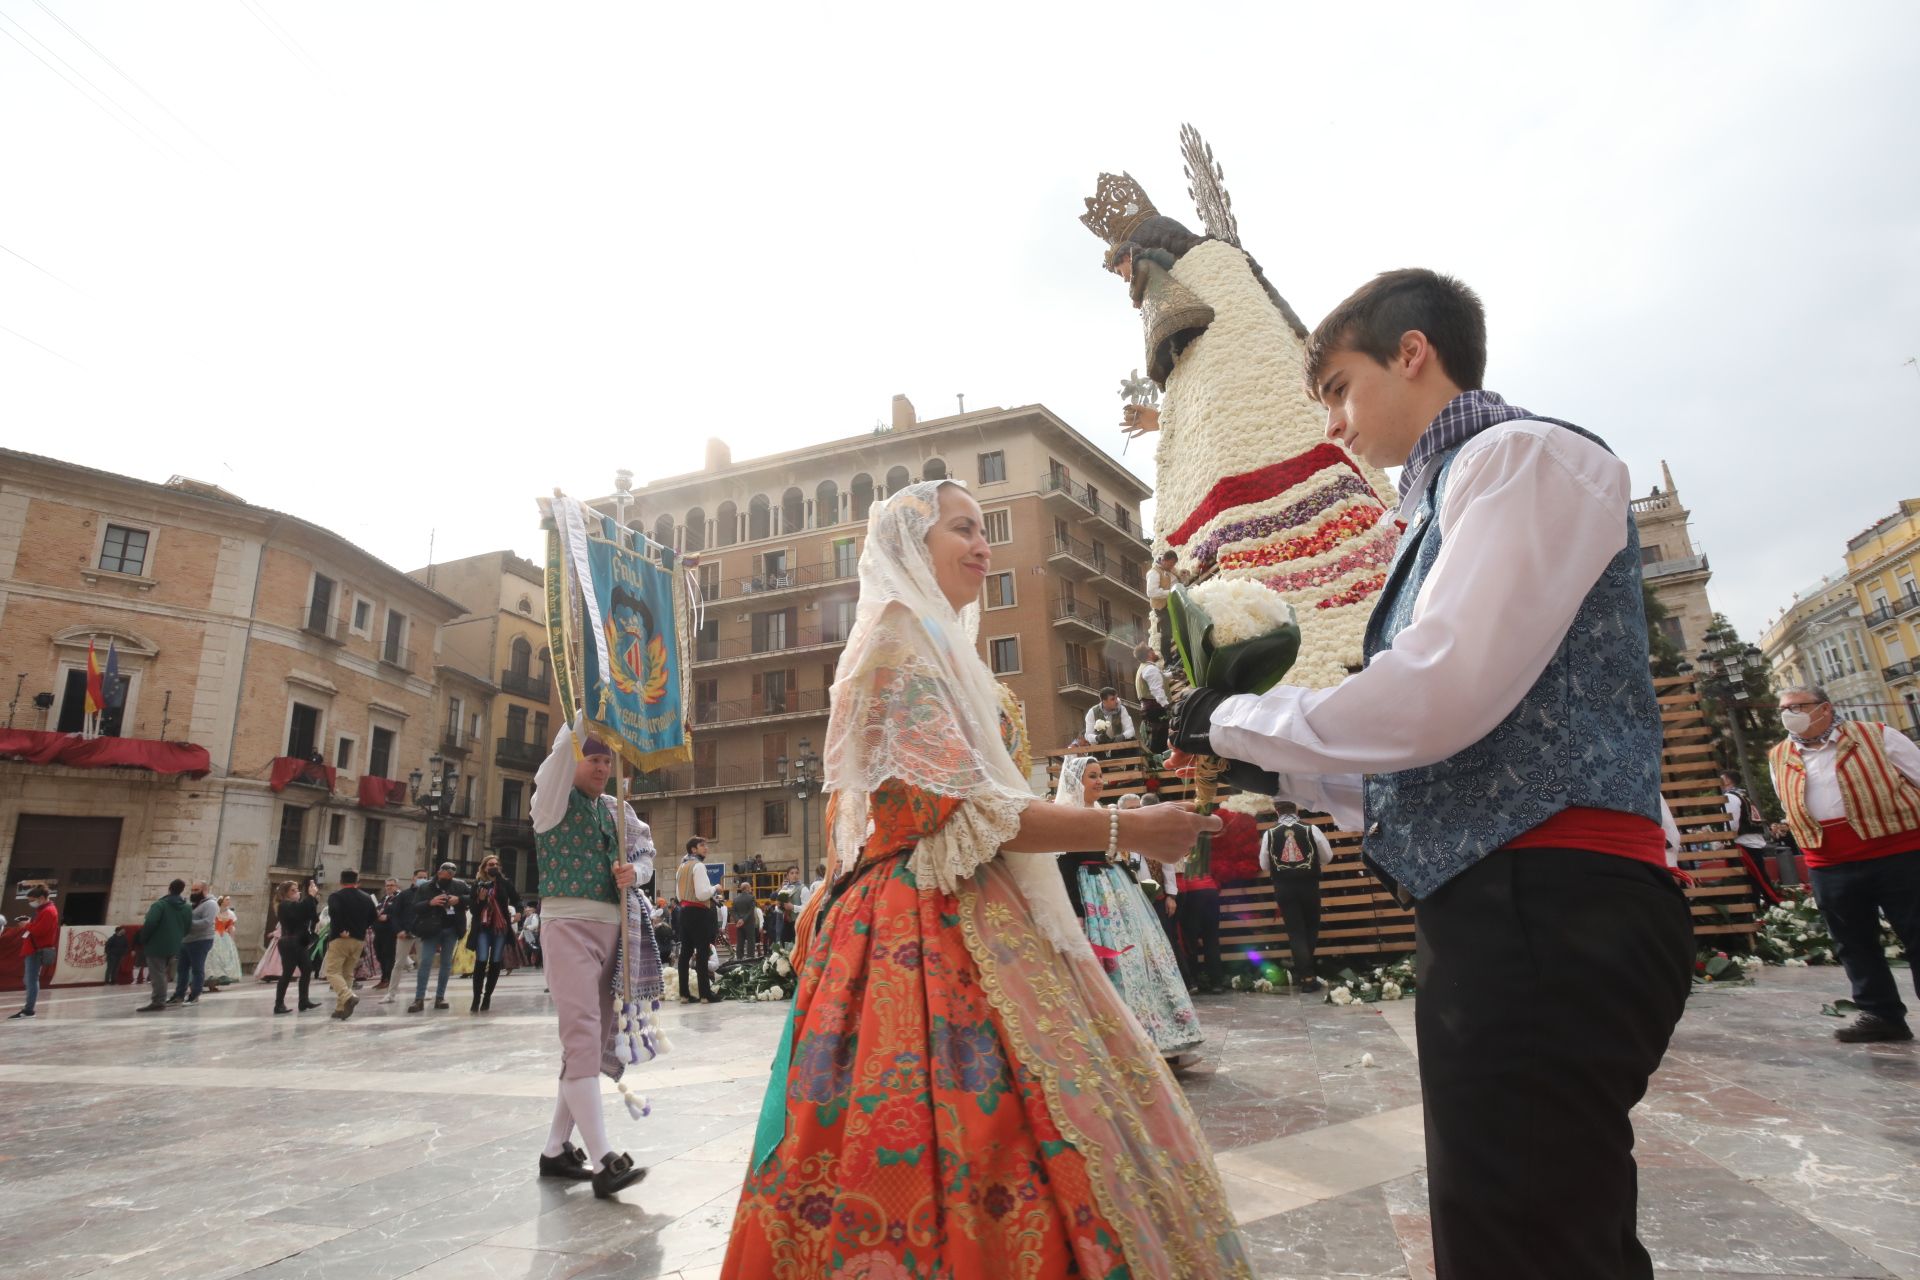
top-left (269, 757), bottom-right (338, 792)
top-left (357, 775), bottom-right (407, 808)
top-left (1209, 810), bottom-right (1263, 884)
top-left (0, 729), bottom-right (211, 778)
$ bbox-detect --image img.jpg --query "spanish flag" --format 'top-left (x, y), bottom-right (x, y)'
top-left (84, 639), bottom-right (106, 716)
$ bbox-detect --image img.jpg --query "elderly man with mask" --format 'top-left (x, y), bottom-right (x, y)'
top-left (529, 718), bottom-right (649, 1200)
top-left (1768, 685), bottom-right (1920, 1044)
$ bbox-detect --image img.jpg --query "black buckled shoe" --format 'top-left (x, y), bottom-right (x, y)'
top-left (591, 1151), bottom-right (647, 1200)
top-left (538, 1141), bottom-right (595, 1181)
top-left (1834, 1013), bottom-right (1915, 1043)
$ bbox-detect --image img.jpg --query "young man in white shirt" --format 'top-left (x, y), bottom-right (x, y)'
top-left (675, 837), bottom-right (720, 1002)
top-left (1134, 643), bottom-right (1171, 754)
top-left (1083, 688), bottom-right (1136, 745)
top-left (1172, 268), bottom-right (1691, 1279)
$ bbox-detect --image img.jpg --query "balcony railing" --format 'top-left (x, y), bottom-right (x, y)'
top-left (1048, 532), bottom-right (1102, 578)
top-left (1039, 471), bottom-right (1150, 544)
top-left (720, 560), bottom-right (860, 601)
top-left (693, 687), bottom-right (832, 728)
top-left (500, 669), bottom-right (552, 701)
top-left (1643, 553), bottom-right (1709, 581)
top-left (1884, 659), bottom-right (1919, 684)
top-left (489, 817), bottom-right (535, 848)
top-left (300, 603), bottom-right (345, 643)
top-left (1102, 557), bottom-right (1147, 595)
top-left (496, 737), bottom-right (544, 770)
top-left (695, 624), bottom-right (851, 665)
top-left (439, 730), bottom-right (469, 757)
top-left (275, 832), bottom-right (305, 863)
top-left (632, 762), bottom-right (780, 795)
top-left (380, 643), bottom-right (412, 672)
top-left (1057, 661), bottom-right (1119, 697)
top-left (1629, 492), bottom-right (1676, 514)
top-left (1051, 596), bottom-right (1109, 635)
top-left (1867, 592), bottom-right (1920, 628)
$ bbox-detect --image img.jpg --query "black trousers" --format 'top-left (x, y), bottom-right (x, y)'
top-left (1177, 887), bottom-right (1222, 990)
top-left (1415, 848), bottom-right (1692, 1280)
top-left (1808, 847), bottom-right (1920, 1025)
top-left (374, 931), bottom-right (397, 983)
top-left (1269, 872), bottom-right (1322, 981)
top-left (274, 938), bottom-right (316, 1008)
top-left (677, 906), bottom-right (716, 1000)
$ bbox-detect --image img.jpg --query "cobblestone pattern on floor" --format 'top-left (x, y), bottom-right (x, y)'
top-left (0, 965), bottom-right (1913, 1279)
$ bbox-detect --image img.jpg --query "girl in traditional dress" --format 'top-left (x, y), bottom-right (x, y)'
top-left (1054, 756), bottom-right (1205, 1062)
top-left (721, 481), bottom-right (1249, 1280)
top-left (206, 896), bottom-right (243, 988)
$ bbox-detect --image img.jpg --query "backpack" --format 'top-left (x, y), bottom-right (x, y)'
top-left (1267, 822), bottom-right (1318, 874)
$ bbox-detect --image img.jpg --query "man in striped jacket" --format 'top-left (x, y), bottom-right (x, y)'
top-left (1768, 684), bottom-right (1920, 1043)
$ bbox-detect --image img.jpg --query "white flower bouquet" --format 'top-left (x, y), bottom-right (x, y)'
top-left (1167, 579), bottom-right (1301, 697)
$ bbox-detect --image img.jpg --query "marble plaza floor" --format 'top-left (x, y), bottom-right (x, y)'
top-left (0, 964), bottom-right (1915, 1280)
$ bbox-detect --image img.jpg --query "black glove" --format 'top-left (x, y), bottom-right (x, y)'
top-left (1168, 687), bottom-right (1227, 755)
top-left (1221, 758), bottom-right (1283, 796)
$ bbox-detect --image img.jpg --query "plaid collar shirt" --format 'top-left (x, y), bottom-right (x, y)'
top-left (1395, 390), bottom-right (1538, 515)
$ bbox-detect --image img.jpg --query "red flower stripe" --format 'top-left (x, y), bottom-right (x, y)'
top-left (1216, 503), bottom-right (1387, 572)
top-left (1253, 529), bottom-right (1398, 595)
top-left (1168, 444), bottom-right (1364, 547)
top-left (1315, 573), bottom-right (1388, 610)
top-left (1188, 474), bottom-right (1377, 571)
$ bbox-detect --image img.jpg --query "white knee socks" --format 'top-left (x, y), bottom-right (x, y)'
top-left (558, 1076), bottom-right (613, 1169)
top-left (542, 1093), bottom-right (574, 1158)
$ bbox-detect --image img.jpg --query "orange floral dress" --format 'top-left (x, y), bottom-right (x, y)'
top-left (720, 780), bottom-right (1134, 1280)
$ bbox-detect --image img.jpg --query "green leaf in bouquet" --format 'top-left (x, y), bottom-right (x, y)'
top-left (1204, 629), bottom-right (1301, 696)
top-left (1704, 955), bottom-right (1732, 978)
top-left (1166, 584), bottom-right (1212, 688)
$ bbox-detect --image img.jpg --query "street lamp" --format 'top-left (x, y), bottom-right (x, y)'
top-left (1685, 640), bottom-right (1768, 800)
top-left (410, 755), bottom-right (459, 872)
top-left (777, 736), bottom-right (823, 887)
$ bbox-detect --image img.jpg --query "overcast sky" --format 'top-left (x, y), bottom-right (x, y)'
top-left (5, 2), bottom-right (1917, 644)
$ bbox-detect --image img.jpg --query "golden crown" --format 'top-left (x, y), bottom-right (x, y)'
top-left (1079, 171), bottom-right (1158, 245)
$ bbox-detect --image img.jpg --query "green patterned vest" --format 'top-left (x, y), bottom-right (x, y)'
top-left (536, 788), bottom-right (619, 904)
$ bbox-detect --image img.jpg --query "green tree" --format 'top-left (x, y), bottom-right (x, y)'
top-left (1642, 582), bottom-right (1685, 678)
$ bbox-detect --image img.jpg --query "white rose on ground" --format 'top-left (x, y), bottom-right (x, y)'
top-left (1360, 1052), bottom-right (1376, 1068)
top-left (1329, 986), bottom-right (1353, 1006)
top-left (774, 954), bottom-right (792, 977)
top-left (1381, 981), bottom-right (1403, 1000)
top-left (1253, 979), bottom-right (1273, 993)
top-left (1887, 946), bottom-right (1902, 959)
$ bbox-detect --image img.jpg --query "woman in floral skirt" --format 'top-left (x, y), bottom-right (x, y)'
top-left (1054, 756), bottom-right (1204, 1062)
top-left (721, 481), bottom-right (1249, 1280)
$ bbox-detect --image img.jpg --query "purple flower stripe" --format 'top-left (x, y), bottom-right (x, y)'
top-left (1189, 474), bottom-right (1376, 570)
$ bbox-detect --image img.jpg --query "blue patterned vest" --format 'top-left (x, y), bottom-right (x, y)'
top-left (535, 788), bottom-right (620, 904)
top-left (1361, 420), bottom-right (1661, 900)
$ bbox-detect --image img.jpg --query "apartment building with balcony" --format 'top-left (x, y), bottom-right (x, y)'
top-left (1759, 572), bottom-right (1890, 725)
top-left (1845, 498), bottom-right (1920, 737)
top-left (0, 450), bottom-right (464, 956)
top-left (1630, 461), bottom-right (1718, 660)
top-left (603, 395), bottom-right (1153, 872)
top-left (410, 550), bottom-right (561, 892)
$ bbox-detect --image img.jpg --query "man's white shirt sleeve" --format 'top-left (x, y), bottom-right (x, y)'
top-left (1211, 423), bottom-right (1631, 817)
top-left (531, 720), bottom-right (579, 835)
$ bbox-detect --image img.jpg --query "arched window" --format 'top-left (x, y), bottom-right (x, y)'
top-left (716, 499), bottom-right (738, 547)
top-left (748, 494), bottom-right (771, 541)
top-left (885, 464), bottom-right (911, 496)
top-left (782, 486), bottom-right (805, 535)
top-left (652, 514), bottom-right (675, 550)
top-left (924, 457), bottom-right (947, 481)
top-left (850, 473), bottom-right (875, 521)
top-left (537, 645), bottom-right (551, 675)
top-left (684, 506), bottom-right (707, 553)
top-left (510, 636), bottom-right (532, 677)
top-left (814, 480), bottom-right (839, 529)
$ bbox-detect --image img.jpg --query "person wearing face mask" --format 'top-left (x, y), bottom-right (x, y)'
top-left (1768, 685), bottom-right (1920, 1044)
top-left (400, 863), bottom-right (469, 1013)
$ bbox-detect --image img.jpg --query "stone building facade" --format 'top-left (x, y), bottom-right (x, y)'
top-left (1759, 573), bottom-right (1890, 725)
top-left (1630, 461), bottom-right (1719, 661)
top-left (607, 397), bottom-right (1152, 881)
top-left (0, 450), bottom-right (463, 958)
top-left (1845, 498), bottom-right (1920, 737)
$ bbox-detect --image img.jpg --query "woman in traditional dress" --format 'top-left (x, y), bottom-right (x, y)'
top-left (721, 481), bottom-right (1249, 1280)
top-left (1054, 756), bottom-right (1205, 1062)
top-left (206, 896), bottom-right (243, 988)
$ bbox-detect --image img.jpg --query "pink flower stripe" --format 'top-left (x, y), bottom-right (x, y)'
top-left (1187, 473), bottom-right (1379, 571)
top-left (1254, 528), bottom-right (1398, 596)
top-left (1216, 503), bottom-right (1387, 573)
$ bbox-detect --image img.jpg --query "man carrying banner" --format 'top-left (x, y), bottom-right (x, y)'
top-left (530, 721), bottom-right (651, 1199)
